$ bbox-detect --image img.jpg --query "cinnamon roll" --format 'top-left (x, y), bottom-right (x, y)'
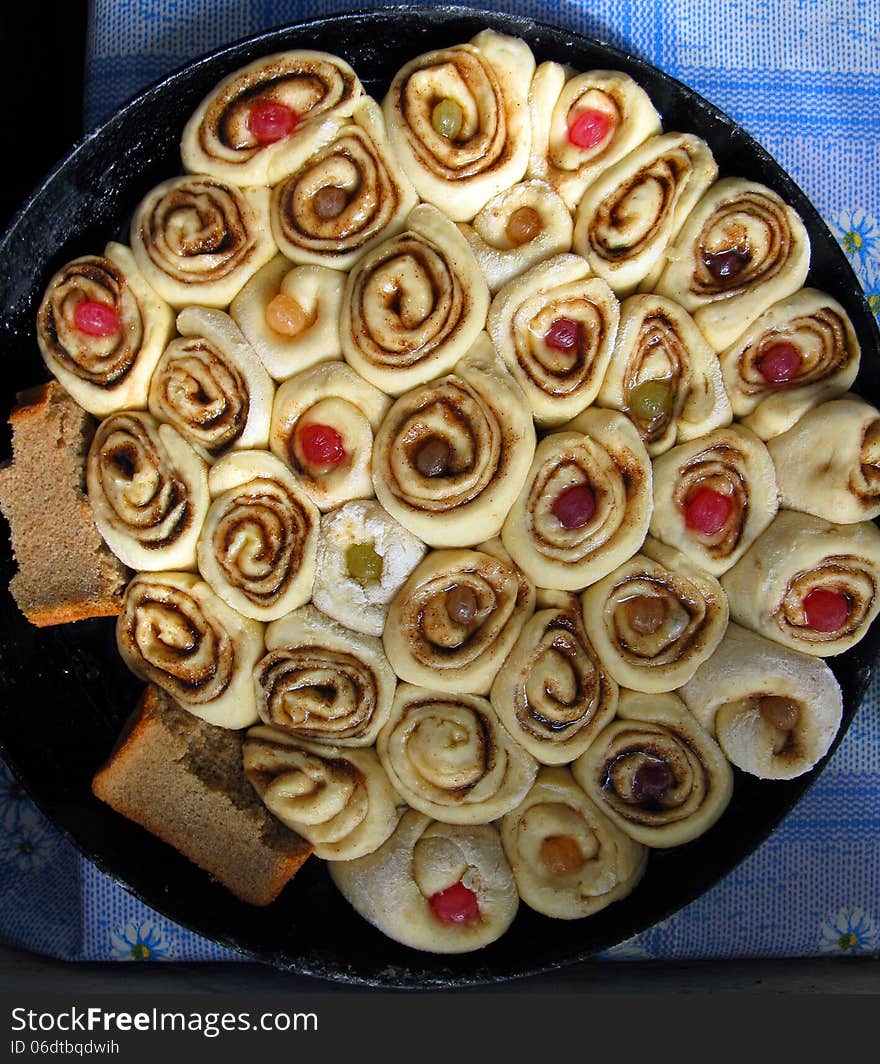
top-left (502, 408), bottom-right (653, 591)
top-left (500, 767), bottom-right (647, 919)
top-left (311, 499), bottom-right (427, 638)
top-left (718, 288), bottom-right (861, 439)
top-left (580, 536), bottom-right (729, 692)
top-left (597, 294), bottom-right (732, 456)
top-left (130, 175), bottom-right (276, 309)
top-left (490, 592), bottom-right (619, 765)
top-left (36, 242), bottom-right (174, 417)
top-left (196, 450), bottom-right (319, 622)
top-left (270, 361), bottom-right (391, 511)
top-left (458, 179), bottom-right (573, 293)
top-left (371, 333), bottom-right (536, 547)
top-left (181, 50), bottom-right (363, 187)
top-left (654, 178), bottom-right (811, 351)
top-left (573, 133), bottom-right (718, 295)
top-left (487, 254), bottom-right (621, 427)
top-left (649, 424), bottom-right (779, 576)
top-left (571, 689), bottom-right (734, 848)
top-left (147, 307), bottom-right (274, 462)
top-left (720, 509), bottom-right (880, 657)
top-left (117, 571), bottom-right (264, 729)
top-left (86, 410), bottom-right (209, 571)
top-left (270, 97), bottom-right (418, 271)
top-left (377, 684), bottom-right (537, 824)
top-left (382, 30), bottom-right (535, 221)
top-left (243, 725), bottom-right (402, 861)
top-left (340, 204), bottom-right (490, 395)
top-left (383, 538), bottom-right (535, 695)
top-left (230, 256), bottom-right (345, 382)
top-left (254, 604), bottom-right (397, 746)
top-left (528, 64), bottom-right (661, 210)
top-left (767, 396), bottom-right (880, 523)
top-left (329, 810), bottom-right (518, 953)
top-left (680, 623), bottom-right (843, 780)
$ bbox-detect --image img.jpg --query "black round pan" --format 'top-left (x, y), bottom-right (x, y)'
top-left (1, 5), bottom-right (878, 989)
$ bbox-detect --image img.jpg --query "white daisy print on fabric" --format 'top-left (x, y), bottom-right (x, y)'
top-left (819, 907), bottom-right (880, 955)
top-left (110, 919), bottom-right (175, 962)
top-left (599, 936), bottom-right (654, 960)
top-left (0, 760), bottom-right (33, 831)
top-left (0, 811), bottom-right (60, 875)
top-left (831, 210), bottom-right (880, 283)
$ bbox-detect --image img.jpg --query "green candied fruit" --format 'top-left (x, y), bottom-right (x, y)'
top-left (432, 98), bottom-right (464, 139)
top-left (628, 379), bottom-right (672, 422)
top-left (346, 542), bottom-right (384, 584)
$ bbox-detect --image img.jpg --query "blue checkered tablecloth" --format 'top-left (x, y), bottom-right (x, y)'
top-left (2, 0), bottom-right (878, 966)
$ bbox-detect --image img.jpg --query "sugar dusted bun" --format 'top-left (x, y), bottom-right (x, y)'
top-left (181, 50), bottom-right (363, 186)
top-left (383, 30), bottom-right (535, 221)
top-left (243, 725), bottom-right (403, 861)
top-left (330, 810), bottom-right (518, 953)
top-left (36, 243), bottom-right (174, 418)
top-left (230, 257), bottom-right (345, 382)
top-left (680, 623), bottom-right (843, 780)
top-left (501, 767), bottom-right (647, 919)
top-left (270, 97), bottom-right (418, 271)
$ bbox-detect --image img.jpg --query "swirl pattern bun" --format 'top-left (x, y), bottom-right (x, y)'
top-left (681, 623), bottom-right (843, 780)
top-left (573, 132), bottom-right (718, 295)
top-left (377, 684), bottom-right (537, 824)
top-left (490, 591), bottom-right (618, 765)
top-left (270, 361), bottom-right (391, 511)
top-left (341, 204), bottom-right (490, 395)
top-left (36, 243), bottom-right (174, 417)
top-left (311, 500), bottom-right (427, 637)
top-left (196, 450), bottom-right (319, 621)
top-left (243, 725), bottom-right (403, 861)
top-left (572, 690), bottom-right (734, 848)
top-left (502, 408), bottom-right (653, 591)
top-left (230, 257), bottom-right (345, 382)
top-left (383, 30), bottom-right (535, 221)
top-left (597, 294), bottom-right (732, 456)
top-left (458, 180), bottom-right (573, 293)
top-left (718, 288), bottom-right (860, 439)
top-left (86, 411), bottom-right (209, 571)
top-left (254, 605), bottom-right (396, 746)
top-left (116, 571), bottom-right (264, 729)
top-left (581, 537), bottom-right (729, 692)
top-left (371, 334), bottom-right (536, 547)
top-left (528, 64), bottom-right (661, 209)
top-left (181, 50), bottom-right (364, 186)
top-left (329, 810), bottom-right (518, 953)
top-left (720, 509), bottom-right (880, 657)
top-left (130, 176), bottom-right (277, 308)
top-left (270, 98), bottom-right (418, 270)
top-left (487, 254), bottom-right (621, 427)
top-left (654, 178), bottom-right (811, 351)
top-left (500, 767), bottom-right (647, 918)
top-left (649, 424), bottom-right (778, 576)
top-left (767, 396), bottom-right (880, 523)
top-left (384, 539), bottom-right (535, 695)
top-left (148, 307), bottom-right (274, 462)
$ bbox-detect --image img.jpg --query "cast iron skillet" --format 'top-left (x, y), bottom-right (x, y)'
top-left (1, 5), bottom-right (878, 989)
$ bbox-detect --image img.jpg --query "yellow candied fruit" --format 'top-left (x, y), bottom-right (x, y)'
top-left (346, 542), bottom-right (384, 584)
top-left (265, 292), bottom-right (309, 337)
top-left (432, 98), bottom-right (463, 140)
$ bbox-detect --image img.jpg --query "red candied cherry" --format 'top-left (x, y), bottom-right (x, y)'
top-left (703, 248), bottom-right (750, 281)
top-left (552, 484), bottom-right (596, 530)
top-left (544, 317), bottom-right (581, 352)
top-left (248, 101), bottom-right (299, 144)
top-left (297, 423), bottom-right (346, 468)
top-left (631, 760), bottom-right (672, 805)
top-left (428, 881), bottom-right (480, 925)
top-left (758, 342), bottom-right (802, 384)
top-left (73, 301), bottom-right (119, 337)
top-left (567, 108), bottom-right (613, 149)
top-left (684, 487), bottom-right (733, 536)
top-left (803, 588), bottom-right (849, 633)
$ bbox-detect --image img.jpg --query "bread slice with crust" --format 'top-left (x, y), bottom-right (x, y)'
top-left (0, 381), bottom-right (129, 625)
top-left (92, 685), bottom-right (313, 906)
